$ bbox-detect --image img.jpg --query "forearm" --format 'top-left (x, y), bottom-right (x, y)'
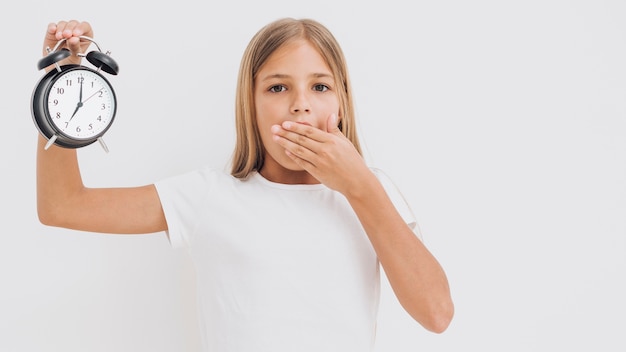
top-left (36, 134), bottom-right (85, 225)
top-left (345, 173), bottom-right (454, 333)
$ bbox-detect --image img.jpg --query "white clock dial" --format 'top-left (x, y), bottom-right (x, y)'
top-left (47, 68), bottom-right (116, 140)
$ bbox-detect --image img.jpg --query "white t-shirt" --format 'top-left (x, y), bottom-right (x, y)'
top-left (155, 167), bottom-right (418, 352)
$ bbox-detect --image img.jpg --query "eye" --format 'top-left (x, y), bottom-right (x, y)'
top-left (313, 84), bottom-right (329, 92)
top-left (269, 85), bottom-right (286, 93)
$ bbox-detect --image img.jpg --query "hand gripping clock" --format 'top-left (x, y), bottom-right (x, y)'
top-left (31, 36), bottom-right (119, 152)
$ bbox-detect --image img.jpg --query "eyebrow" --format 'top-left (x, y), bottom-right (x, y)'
top-left (259, 72), bottom-right (334, 82)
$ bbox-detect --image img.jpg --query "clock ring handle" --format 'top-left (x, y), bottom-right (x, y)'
top-left (47, 35), bottom-right (103, 55)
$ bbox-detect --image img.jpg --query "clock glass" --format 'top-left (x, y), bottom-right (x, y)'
top-left (46, 67), bottom-right (116, 140)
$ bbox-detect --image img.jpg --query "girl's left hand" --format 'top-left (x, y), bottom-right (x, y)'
top-left (271, 114), bottom-right (374, 196)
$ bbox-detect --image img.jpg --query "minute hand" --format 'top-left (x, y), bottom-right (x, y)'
top-left (69, 77), bottom-right (84, 120)
top-left (83, 88), bottom-right (104, 104)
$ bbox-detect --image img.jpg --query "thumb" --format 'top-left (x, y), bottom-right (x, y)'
top-left (326, 113), bottom-right (341, 134)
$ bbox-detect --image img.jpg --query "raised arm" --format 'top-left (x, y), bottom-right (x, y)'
top-left (36, 21), bottom-right (167, 235)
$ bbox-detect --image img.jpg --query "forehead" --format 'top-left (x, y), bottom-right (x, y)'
top-left (259, 39), bottom-right (331, 74)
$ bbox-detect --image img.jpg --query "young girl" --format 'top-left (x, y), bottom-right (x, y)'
top-left (37, 18), bottom-right (454, 351)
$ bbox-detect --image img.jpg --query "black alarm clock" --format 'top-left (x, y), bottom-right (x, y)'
top-left (31, 36), bottom-right (119, 152)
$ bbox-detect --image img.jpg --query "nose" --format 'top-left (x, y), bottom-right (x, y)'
top-left (290, 89), bottom-right (311, 114)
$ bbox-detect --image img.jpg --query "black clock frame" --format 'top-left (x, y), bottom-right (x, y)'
top-left (31, 64), bottom-right (118, 148)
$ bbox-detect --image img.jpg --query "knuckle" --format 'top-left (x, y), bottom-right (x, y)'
top-left (295, 134), bottom-right (308, 145)
top-left (302, 126), bottom-right (315, 136)
top-left (293, 145), bottom-right (307, 156)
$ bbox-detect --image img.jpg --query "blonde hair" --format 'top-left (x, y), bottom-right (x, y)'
top-left (230, 18), bottom-right (361, 178)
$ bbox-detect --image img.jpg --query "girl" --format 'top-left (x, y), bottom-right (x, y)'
top-left (37, 18), bottom-right (453, 351)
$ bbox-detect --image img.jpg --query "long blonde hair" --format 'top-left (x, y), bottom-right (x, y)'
top-left (230, 18), bottom-right (361, 178)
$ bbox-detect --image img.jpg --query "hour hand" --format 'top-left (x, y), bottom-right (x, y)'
top-left (70, 102), bottom-right (82, 119)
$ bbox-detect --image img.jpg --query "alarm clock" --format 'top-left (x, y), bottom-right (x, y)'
top-left (31, 36), bottom-right (119, 152)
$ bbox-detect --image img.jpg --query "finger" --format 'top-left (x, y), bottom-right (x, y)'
top-left (272, 126), bottom-right (315, 159)
top-left (284, 148), bottom-right (314, 169)
top-left (46, 22), bottom-right (58, 38)
top-left (62, 20), bottom-right (84, 49)
top-left (272, 125), bottom-right (323, 159)
top-left (49, 20), bottom-right (91, 51)
top-left (280, 121), bottom-right (328, 143)
top-left (326, 113), bottom-right (341, 134)
top-left (50, 21), bottom-right (67, 40)
top-left (43, 23), bottom-right (61, 55)
top-left (61, 20), bottom-right (79, 37)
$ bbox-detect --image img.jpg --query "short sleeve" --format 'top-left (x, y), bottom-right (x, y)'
top-left (371, 167), bottom-right (423, 241)
top-left (154, 168), bottom-right (211, 249)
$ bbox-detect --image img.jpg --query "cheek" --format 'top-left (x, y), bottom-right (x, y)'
top-left (255, 113), bottom-right (274, 142)
top-left (254, 103), bottom-right (278, 145)
top-left (255, 96), bottom-right (280, 125)
top-left (316, 98), bottom-right (341, 122)
top-left (318, 92), bottom-right (340, 111)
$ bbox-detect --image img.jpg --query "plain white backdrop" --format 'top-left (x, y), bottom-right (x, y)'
top-left (1, 0), bottom-right (624, 351)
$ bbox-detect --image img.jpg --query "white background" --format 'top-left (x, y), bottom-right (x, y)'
top-left (1, 0), bottom-right (624, 351)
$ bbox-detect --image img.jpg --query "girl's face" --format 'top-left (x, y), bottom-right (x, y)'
top-left (254, 39), bottom-right (340, 184)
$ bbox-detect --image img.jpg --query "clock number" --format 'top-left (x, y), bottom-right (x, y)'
top-left (52, 99), bottom-right (59, 106)
top-left (65, 79), bottom-right (72, 87)
top-left (56, 87), bottom-right (65, 94)
top-left (77, 77), bottom-right (84, 84)
top-left (101, 103), bottom-right (106, 110)
top-left (76, 126), bottom-right (81, 133)
top-left (55, 112), bottom-right (61, 119)
top-left (88, 123), bottom-right (93, 130)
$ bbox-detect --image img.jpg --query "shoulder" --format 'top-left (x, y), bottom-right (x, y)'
top-left (157, 166), bottom-right (234, 187)
top-left (369, 167), bottom-right (421, 237)
top-left (369, 167), bottom-right (397, 189)
top-left (154, 166), bottom-right (237, 204)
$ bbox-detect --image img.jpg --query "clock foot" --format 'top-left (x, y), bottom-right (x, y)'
top-left (98, 137), bottom-right (109, 153)
top-left (44, 135), bottom-right (58, 150)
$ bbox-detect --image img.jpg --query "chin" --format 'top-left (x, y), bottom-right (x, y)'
top-left (277, 157), bottom-right (306, 172)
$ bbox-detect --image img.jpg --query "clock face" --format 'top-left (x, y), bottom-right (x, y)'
top-left (46, 67), bottom-right (116, 140)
